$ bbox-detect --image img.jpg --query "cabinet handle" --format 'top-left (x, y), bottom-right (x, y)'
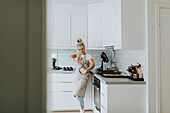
top-left (61, 91), bottom-right (73, 92)
top-left (92, 83), bottom-right (100, 90)
top-left (61, 82), bottom-right (73, 83)
top-left (62, 72), bottom-right (73, 74)
top-left (101, 92), bottom-right (106, 97)
top-left (101, 104), bottom-right (106, 110)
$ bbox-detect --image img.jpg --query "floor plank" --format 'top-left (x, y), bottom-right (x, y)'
top-left (53, 110), bottom-right (93, 113)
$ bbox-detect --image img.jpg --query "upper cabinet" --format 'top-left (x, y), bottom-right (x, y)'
top-left (101, 0), bottom-right (146, 49)
top-left (52, 3), bottom-right (88, 49)
top-left (53, 13), bottom-right (70, 47)
top-left (102, 0), bottom-right (122, 49)
top-left (71, 13), bottom-right (88, 48)
top-left (88, 3), bottom-right (103, 49)
top-left (51, 0), bottom-right (146, 50)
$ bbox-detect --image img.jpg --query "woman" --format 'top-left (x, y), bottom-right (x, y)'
top-left (69, 38), bottom-right (95, 113)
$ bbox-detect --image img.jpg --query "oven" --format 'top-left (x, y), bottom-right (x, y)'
top-left (92, 76), bottom-right (100, 112)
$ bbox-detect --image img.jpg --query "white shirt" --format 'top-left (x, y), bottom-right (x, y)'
top-left (76, 53), bottom-right (93, 61)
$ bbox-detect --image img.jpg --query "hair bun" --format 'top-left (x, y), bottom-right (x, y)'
top-left (77, 38), bottom-right (82, 43)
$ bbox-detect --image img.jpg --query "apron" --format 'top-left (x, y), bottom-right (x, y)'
top-left (73, 53), bottom-right (90, 97)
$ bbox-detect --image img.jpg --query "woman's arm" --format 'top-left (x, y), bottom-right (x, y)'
top-left (69, 54), bottom-right (77, 63)
top-left (82, 58), bottom-right (95, 75)
top-left (69, 54), bottom-right (83, 65)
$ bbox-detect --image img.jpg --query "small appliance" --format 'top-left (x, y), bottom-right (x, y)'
top-left (97, 52), bottom-right (109, 71)
top-left (96, 51), bottom-right (121, 75)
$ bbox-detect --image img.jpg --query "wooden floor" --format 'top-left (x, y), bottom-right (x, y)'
top-left (53, 110), bottom-right (93, 113)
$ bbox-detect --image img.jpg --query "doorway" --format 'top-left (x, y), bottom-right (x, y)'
top-left (155, 3), bottom-right (170, 113)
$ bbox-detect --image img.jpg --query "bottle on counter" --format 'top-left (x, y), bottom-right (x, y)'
top-left (138, 67), bottom-right (142, 78)
top-left (139, 67), bottom-right (143, 78)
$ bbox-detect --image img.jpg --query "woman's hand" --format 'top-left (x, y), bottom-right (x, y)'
top-left (81, 69), bottom-right (87, 75)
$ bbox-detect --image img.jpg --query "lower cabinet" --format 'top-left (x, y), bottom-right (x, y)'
top-left (52, 91), bottom-right (79, 111)
top-left (51, 72), bottom-right (92, 111)
top-left (100, 81), bottom-right (146, 113)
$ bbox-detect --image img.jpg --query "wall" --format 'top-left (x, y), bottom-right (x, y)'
top-left (114, 50), bottom-right (146, 79)
top-left (0, 0), bottom-right (44, 113)
top-left (148, 0), bottom-right (170, 113)
top-left (121, 0), bottom-right (146, 50)
top-left (51, 49), bottom-right (111, 69)
top-left (0, 0), bottom-right (26, 113)
top-left (51, 49), bottom-right (146, 78)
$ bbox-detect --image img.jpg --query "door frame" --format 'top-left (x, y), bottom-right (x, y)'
top-left (155, 3), bottom-right (170, 113)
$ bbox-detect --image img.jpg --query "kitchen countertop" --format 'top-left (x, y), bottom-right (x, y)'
top-left (92, 71), bottom-right (146, 84)
top-left (51, 68), bottom-right (146, 84)
top-left (51, 67), bottom-right (96, 73)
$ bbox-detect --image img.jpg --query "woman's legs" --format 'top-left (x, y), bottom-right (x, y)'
top-left (76, 96), bottom-right (85, 112)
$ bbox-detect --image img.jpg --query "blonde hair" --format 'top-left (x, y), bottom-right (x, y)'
top-left (77, 38), bottom-right (85, 48)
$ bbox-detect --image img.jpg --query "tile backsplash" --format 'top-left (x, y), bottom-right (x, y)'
top-left (114, 50), bottom-right (146, 78)
top-left (51, 49), bottom-right (146, 79)
top-left (51, 49), bottom-right (111, 69)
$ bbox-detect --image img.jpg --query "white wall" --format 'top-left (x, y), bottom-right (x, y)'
top-left (148, 0), bottom-right (170, 113)
top-left (121, 0), bottom-right (146, 50)
top-left (115, 50), bottom-right (146, 79)
top-left (51, 49), bottom-right (111, 69)
top-left (0, 0), bottom-right (44, 113)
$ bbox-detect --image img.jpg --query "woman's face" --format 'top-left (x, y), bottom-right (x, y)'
top-left (78, 46), bottom-right (86, 55)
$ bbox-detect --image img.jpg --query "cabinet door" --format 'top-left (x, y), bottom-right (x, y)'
top-left (88, 12), bottom-right (102, 48)
top-left (71, 13), bottom-right (87, 48)
top-left (102, 0), bottom-right (122, 49)
top-left (53, 12), bottom-right (70, 47)
top-left (52, 91), bottom-right (79, 111)
top-left (107, 84), bottom-right (146, 113)
top-left (51, 73), bottom-right (92, 110)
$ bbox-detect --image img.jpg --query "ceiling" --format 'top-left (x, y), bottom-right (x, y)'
top-left (53, 0), bottom-right (103, 4)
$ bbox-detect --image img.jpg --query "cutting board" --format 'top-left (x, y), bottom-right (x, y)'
top-left (104, 74), bottom-right (123, 76)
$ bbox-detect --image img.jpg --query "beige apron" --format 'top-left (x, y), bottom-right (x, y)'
top-left (73, 53), bottom-right (90, 97)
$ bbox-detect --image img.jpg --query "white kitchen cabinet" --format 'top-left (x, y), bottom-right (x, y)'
top-left (71, 13), bottom-right (88, 48)
top-left (52, 12), bottom-right (88, 49)
top-left (51, 72), bottom-right (92, 111)
top-left (51, 0), bottom-right (146, 50)
top-left (88, 12), bottom-right (102, 48)
top-left (101, 0), bottom-right (121, 49)
top-left (52, 91), bottom-right (79, 111)
top-left (52, 13), bottom-right (70, 47)
top-left (52, 3), bottom-right (88, 49)
top-left (101, 0), bottom-right (146, 50)
top-left (100, 81), bottom-right (146, 113)
top-left (88, 3), bottom-right (103, 49)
